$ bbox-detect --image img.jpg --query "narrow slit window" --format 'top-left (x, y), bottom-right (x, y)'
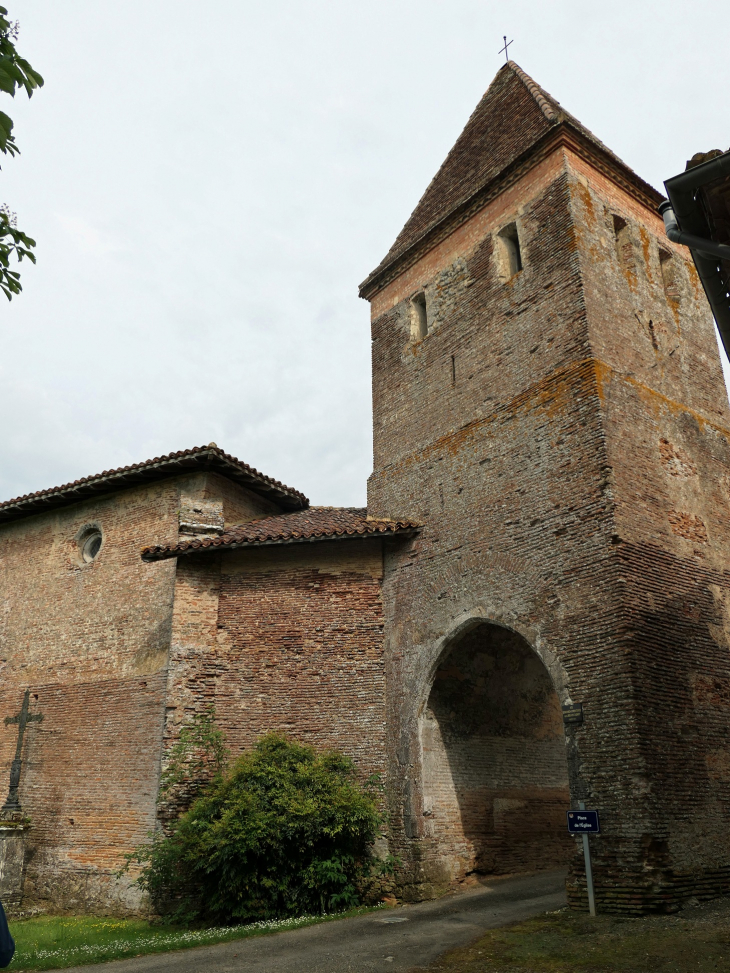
top-left (613, 215), bottom-right (636, 278)
top-left (410, 292), bottom-right (428, 340)
top-left (497, 222), bottom-right (522, 278)
top-left (659, 247), bottom-right (681, 306)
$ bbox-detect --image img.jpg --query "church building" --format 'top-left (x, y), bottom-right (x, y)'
top-left (2, 62), bottom-right (730, 915)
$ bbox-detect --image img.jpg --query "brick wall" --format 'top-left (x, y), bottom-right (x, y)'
top-left (0, 472), bottom-right (278, 913)
top-left (0, 675), bottom-right (168, 913)
top-left (178, 472), bottom-right (283, 531)
top-left (161, 538), bottom-right (389, 804)
top-left (365, 134), bottom-right (730, 910)
top-left (570, 158), bottom-right (730, 910)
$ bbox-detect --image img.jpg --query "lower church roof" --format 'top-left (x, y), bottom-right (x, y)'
top-left (141, 507), bottom-right (420, 561)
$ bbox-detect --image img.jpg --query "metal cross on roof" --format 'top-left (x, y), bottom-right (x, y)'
top-left (499, 35), bottom-right (513, 63)
top-left (2, 689), bottom-right (43, 816)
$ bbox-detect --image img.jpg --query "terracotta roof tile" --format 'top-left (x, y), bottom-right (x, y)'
top-left (360, 61), bottom-right (661, 298)
top-left (0, 444), bottom-right (308, 525)
top-left (141, 507), bottom-right (420, 561)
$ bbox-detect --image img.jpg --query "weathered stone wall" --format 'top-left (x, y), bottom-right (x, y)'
top-left (161, 540), bottom-right (388, 786)
top-left (0, 822), bottom-right (28, 909)
top-left (0, 472), bottom-right (277, 913)
top-left (8, 675), bottom-right (169, 914)
top-left (365, 139), bottom-right (730, 910)
top-left (0, 478), bottom-right (179, 911)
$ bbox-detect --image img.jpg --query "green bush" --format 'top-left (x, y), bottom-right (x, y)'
top-left (127, 733), bottom-right (384, 924)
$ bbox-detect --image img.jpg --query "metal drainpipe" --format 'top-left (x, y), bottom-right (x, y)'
top-left (659, 201), bottom-right (730, 261)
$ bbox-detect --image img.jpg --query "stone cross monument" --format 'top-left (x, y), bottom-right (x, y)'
top-left (2, 689), bottom-right (43, 816)
top-left (1, 689), bottom-right (43, 908)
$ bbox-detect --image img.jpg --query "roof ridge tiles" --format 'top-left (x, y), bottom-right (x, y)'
top-left (505, 62), bottom-right (628, 169)
top-left (0, 444), bottom-right (309, 524)
top-left (506, 60), bottom-right (559, 122)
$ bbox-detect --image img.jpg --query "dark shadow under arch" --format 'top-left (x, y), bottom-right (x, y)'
top-left (420, 621), bottom-right (572, 882)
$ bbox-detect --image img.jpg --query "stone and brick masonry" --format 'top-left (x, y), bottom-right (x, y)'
top-left (1, 62), bottom-right (729, 915)
top-left (0, 465), bottom-right (407, 913)
top-left (359, 61), bottom-right (730, 912)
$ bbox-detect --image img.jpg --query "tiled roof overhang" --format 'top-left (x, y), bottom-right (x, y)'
top-left (0, 445), bottom-right (308, 526)
top-left (359, 61), bottom-right (662, 302)
top-left (359, 125), bottom-right (663, 301)
top-left (141, 507), bottom-right (420, 561)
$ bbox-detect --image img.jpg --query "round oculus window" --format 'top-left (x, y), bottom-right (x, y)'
top-left (81, 530), bottom-right (102, 563)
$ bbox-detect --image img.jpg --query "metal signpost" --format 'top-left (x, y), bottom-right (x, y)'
top-left (567, 802), bottom-right (600, 916)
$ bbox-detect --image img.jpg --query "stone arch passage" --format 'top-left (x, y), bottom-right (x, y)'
top-left (420, 622), bottom-right (573, 884)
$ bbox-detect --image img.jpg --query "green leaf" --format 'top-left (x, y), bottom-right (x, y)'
top-left (0, 73), bottom-right (16, 96)
top-left (15, 57), bottom-right (43, 89)
top-left (0, 8), bottom-right (43, 297)
top-left (1, 211), bottom-right (38, 296)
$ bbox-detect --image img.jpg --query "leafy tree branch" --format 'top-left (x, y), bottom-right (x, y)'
top-left (0, 4), bottom-right (43, 300)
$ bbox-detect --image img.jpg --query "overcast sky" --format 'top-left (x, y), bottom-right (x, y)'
top-left (2, 0), bottom-right (728, 507)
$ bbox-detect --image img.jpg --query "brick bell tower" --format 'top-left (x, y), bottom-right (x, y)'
top-left (360, 62), bottom-right (730, 912)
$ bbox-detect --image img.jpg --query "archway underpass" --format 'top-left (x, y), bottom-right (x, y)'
top-left (420, 621), bottom-right (573, 885)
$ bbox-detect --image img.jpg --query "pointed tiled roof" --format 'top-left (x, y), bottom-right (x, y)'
top-left (360, 61), bottom-right (662, 298)
top-left (0, 444), bottom-right (308, 525)
top-left (141, 507), bottom-right (420, 560)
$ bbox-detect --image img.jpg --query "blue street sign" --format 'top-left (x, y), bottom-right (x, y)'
top-left (567, 809), bottom-right (600, 834)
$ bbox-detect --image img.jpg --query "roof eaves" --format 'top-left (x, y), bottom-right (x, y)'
top-left (0, 445), bottom-right (309, 526)
top-left (141, 523), bottom-right (419, 562)
top-left (359, 122), bottom-right (663, 301)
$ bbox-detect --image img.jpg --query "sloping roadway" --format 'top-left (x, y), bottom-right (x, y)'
top-left (63, 870), bottom-right (566, 973)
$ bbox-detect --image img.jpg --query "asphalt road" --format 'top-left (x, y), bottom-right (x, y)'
top-left (62, 870), bottom-right (566, 973)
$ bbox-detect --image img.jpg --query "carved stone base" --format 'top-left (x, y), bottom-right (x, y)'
top-left (0, 817), bottom-right (29, 909)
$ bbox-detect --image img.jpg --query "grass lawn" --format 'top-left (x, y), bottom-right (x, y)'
top-left (417, 898), bottom-right (730, 973)
top-left (7, 906), bottom-right (379, 970)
